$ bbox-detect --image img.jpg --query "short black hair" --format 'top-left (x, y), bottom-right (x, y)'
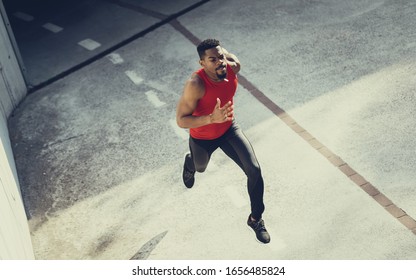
top-left (197, 38), bottom-right (220, 59)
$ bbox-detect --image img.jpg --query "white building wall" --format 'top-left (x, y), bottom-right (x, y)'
top-left (0, 5), bottom-right (34, 259)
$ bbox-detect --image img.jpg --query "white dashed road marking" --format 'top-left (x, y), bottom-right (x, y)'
top-left (42, 23), bottom-right (63, 33)
top-left (106, 53), bottom-right (124, 64)
top-left (169, 119), bottom-right (188, 140)
top-left (145, 90), bottom-right (166, 108)
top-left (13, 12), bottom-right (34, 21)
top-left (125, 70), bottom-right (144, 85)
top-left (78, 39), bottom-right (101, 51)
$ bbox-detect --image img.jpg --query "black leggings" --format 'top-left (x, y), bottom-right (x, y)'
top-left (187, 121), bottom-right (265, 220)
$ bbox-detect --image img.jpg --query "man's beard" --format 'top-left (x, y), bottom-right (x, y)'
top-left (216, 71), bottom-right (227, 80)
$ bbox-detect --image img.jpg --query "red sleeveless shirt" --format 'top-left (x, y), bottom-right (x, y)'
top-left (190, 64), bottom-right (238, 140)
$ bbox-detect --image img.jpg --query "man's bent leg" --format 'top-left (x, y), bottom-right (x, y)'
top-left (182, 137), bottom-right (219, 188)
top-left (188, 137), bottom-right (214, 173)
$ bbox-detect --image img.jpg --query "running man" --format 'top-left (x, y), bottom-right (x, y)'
top-left (176, 39), bottom-right (270, 244)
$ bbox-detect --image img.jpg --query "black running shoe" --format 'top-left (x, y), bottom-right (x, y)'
top-left (247, 215), bottom-right (271, 244)
top-left (182, 154), bottom-right (195, 188)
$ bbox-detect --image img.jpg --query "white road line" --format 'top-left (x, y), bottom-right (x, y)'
top-left (146, 80), bottom-right (178, 96)
top-left (78, 39), bottom-right (101, 51)
top-left (125, 70), bottom-right (144, 85)
top-left (224, 185), bottom-right (248, 208)
top-left (106, 53), bottom-right (124, 64)
top-left (145, 90), bottom-right (166, 108)
top-left (13, 12), bottom-right (34, 21)
top-left (169, 119), bottom-right (188, 140)
top-left (42, 23), bottom-right (63, 33)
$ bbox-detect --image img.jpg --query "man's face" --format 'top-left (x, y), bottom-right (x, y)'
top-left (200, 46), bottom-right (227, 80)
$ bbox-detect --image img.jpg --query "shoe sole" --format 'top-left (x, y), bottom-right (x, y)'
top-left (246, 224), bottom-right (271, 244)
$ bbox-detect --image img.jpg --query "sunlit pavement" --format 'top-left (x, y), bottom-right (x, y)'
top-left (7, 0), bottom-right (416, 259)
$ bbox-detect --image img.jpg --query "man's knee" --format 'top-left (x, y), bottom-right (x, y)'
top-left (195, 164), bottom-right (207, 173)
top-left (193, 156), bottom-right (210, 173)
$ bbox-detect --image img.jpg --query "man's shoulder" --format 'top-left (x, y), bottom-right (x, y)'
top-left (184, 73), bottom-right (205, 97)
top-left (226, 64), bottom-right (236, 78)
top-left (188, 72), bottom-right (205, 88)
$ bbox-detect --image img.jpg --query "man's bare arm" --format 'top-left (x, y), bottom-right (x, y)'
top-left (222, 47), bottom-right (241, 74)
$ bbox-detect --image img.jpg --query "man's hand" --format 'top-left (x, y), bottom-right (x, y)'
top-left (210, 98), bottom-right (234, 123)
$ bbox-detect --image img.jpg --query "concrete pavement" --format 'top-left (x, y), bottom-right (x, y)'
top-left (7, 0), bottom-right (416, 259)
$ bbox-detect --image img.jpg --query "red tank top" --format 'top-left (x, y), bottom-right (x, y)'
top-left (190, 64), bottom-right (238, 140)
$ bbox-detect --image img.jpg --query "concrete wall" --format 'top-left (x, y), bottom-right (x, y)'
top-left (0, 4), bottom-right (34, 259)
